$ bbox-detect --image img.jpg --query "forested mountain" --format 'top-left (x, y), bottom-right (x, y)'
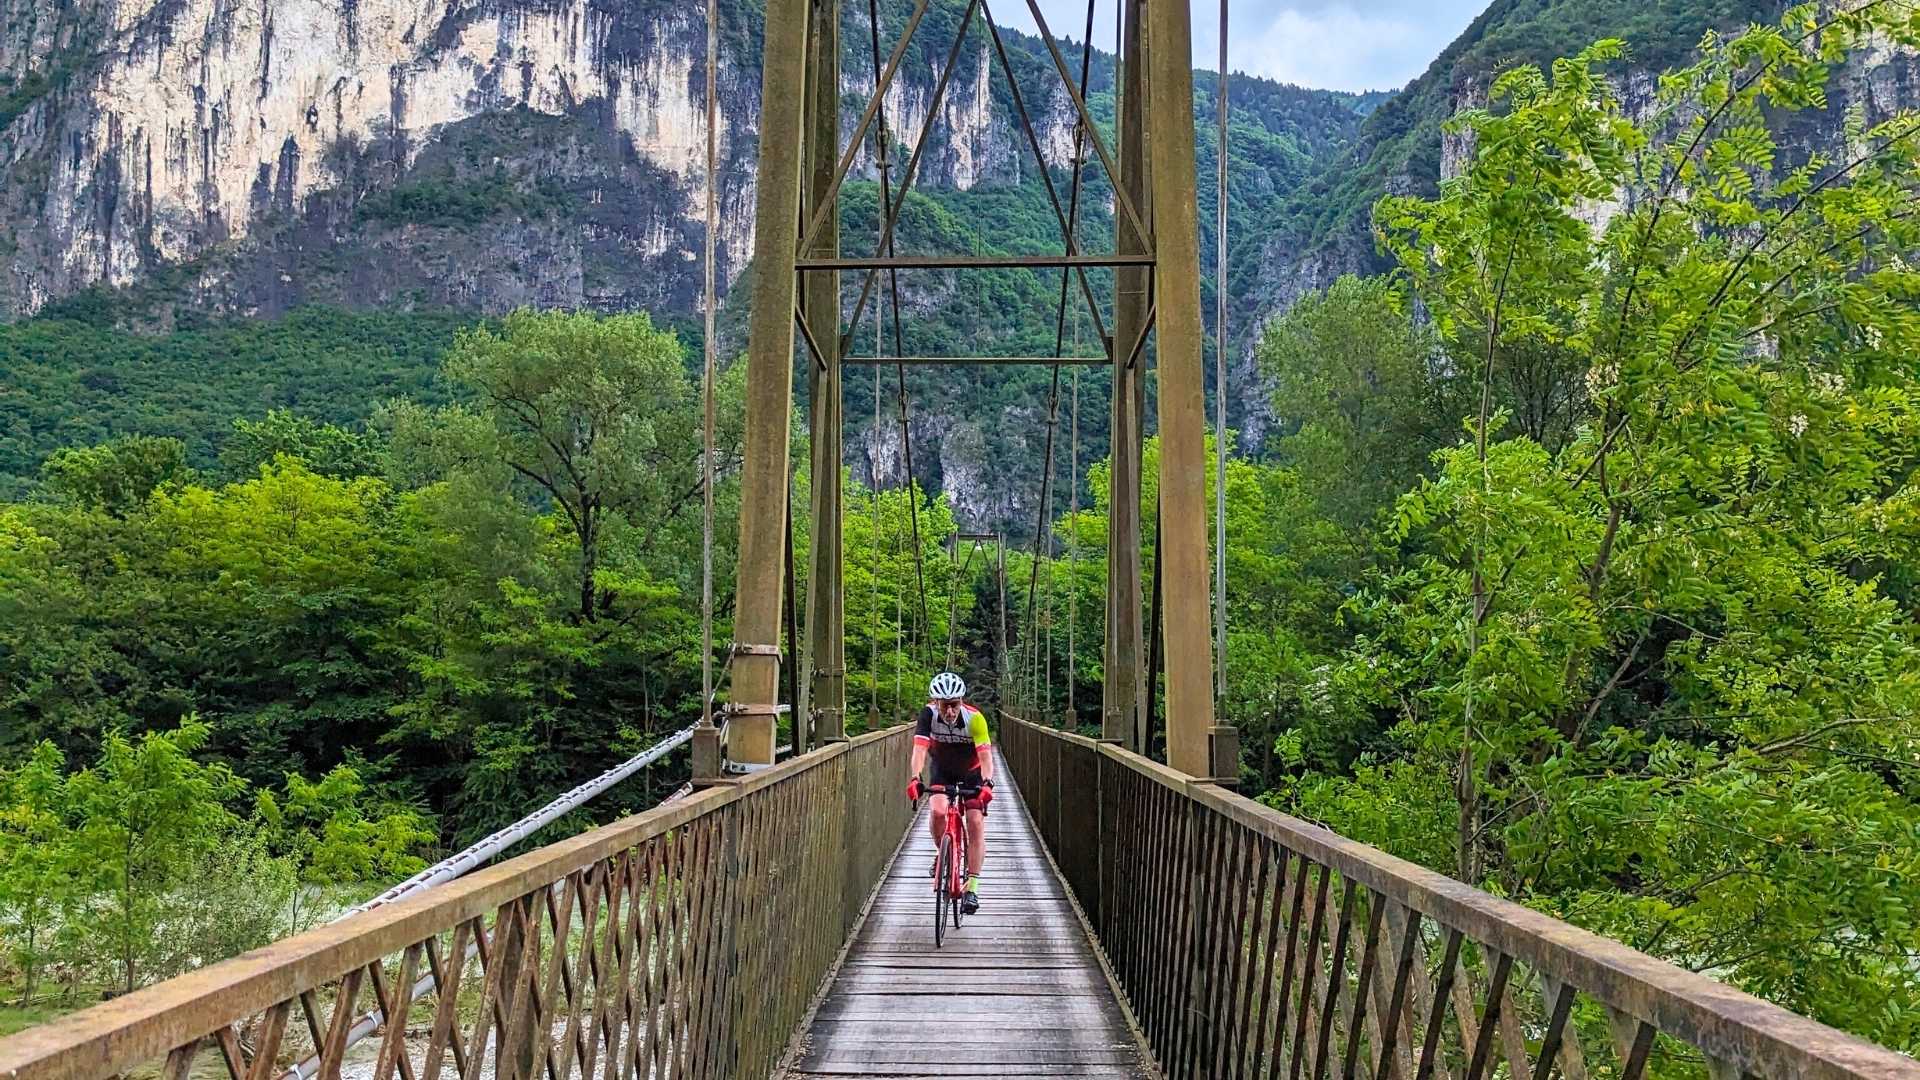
top-left (0, 0), bottom-right (1378, 527)
top-left (1, 0), bottom-right (1914, 532)
top-left (1235, 0), bottom-right (1920, 326)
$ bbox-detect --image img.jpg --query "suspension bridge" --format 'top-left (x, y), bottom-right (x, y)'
top-left (2, 0), bottom-right (1918, 1075)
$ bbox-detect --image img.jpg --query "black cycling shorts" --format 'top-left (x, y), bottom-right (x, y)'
top-left (927, 763), bottom-right (986, 812)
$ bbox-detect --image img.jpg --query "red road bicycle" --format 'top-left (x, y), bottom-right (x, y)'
top-left (919, 783), bottom-right (984, 947)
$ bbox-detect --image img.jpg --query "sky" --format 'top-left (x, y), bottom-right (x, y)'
top-left (987, 0), bottom-right (1487, 93)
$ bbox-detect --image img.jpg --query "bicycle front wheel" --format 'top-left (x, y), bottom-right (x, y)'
top-left (934, 834), bottom-right (952, 948)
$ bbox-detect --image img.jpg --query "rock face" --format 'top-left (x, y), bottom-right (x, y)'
top-left (0, 0), bottom-right (1108, 319)
top-left (10, 0), bottom-right (1907, 531)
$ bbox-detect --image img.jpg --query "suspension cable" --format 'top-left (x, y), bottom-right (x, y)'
top-left (699, 0), bottom-right (719, 733)
top-left (784, 478), bottom-right (801, 747)
top-left (896, 377), bottom-right (930, 670)
top-left (1213, 0), bottom-right (1231, 704)
top-left (1044, 437), bottom-right (1056, 711)
top-left (1068, 317), bottom-right (1080, 721)
top-left (947, 534), bottom-right (960, 668)
top-left (865, 0), bottom-right (931, 668)
top-left (895, 541), bottom-right (906, 713)
top-left (871, 316), bottom-right (884, 715)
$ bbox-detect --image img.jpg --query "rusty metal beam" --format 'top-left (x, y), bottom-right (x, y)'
top-left (1017, 0), bottom-right (1149, 251)
top-left (795, 0), bottom-right (930, 257)
top-left (843, 355), bottom-right (1110, 366)
top-left (979, 0), bottom-right (1110, 349)
top-left (838, 0), bottom-right (984, 358)
top-left (1144, 0), bottom-right (1215, 777)
top-left (801, 253), bottom-right (1153, 270)
top-left (801, 0), bottom-right (844, 748)
top-left (1104, 0), bottom-right (1147, 751)
top-left (729, 0), bottom-right (813, 765)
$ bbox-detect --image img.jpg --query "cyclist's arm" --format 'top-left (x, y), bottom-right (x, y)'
top-left (968, 708), bottom-right (994, 783)
top-left (911, 707), bottom-right (932, 779)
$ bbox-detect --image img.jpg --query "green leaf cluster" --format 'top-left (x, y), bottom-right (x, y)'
top-left (0, 721), bottom-right (428, 1004)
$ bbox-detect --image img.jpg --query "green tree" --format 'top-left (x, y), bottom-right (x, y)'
top-left (143, 461), bottom-right (412, 782)
top-left (1259, 275), bottom-right (1456, 527)
top-left (0, 743), bottom-right (78, 1006)
top-left (0, 506), bottom-right (146, 757)
top-left (220, 410), bottom-right (383, 481)
top-left (253, 765), bottom-right (434, 934)
top-left (1034, 433), bottom-right (1365, 784)
top-left (375, 312), bottom-right (750, 841)
top-left (64, 719), bottom-right (243, 993)
top-left (435, 310), bottom-right (705, 623)
top-left (38, 436), bottom-right (192, 517)
top-left (837, 477), bottom-right (961, 725)
top-left (1287, 5), bottom-right (1920, 1047)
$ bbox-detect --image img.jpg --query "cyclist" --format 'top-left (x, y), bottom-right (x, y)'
top-left (905, 671), bottom-right (994, 914)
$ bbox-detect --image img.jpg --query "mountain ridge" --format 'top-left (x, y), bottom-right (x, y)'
top-left (1233, 0), bottom-right (1920, 338)
top-left (3, 0), bottom-right (1915, 534)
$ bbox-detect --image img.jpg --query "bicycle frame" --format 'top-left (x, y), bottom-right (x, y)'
top-left (924, 784), bottom-right (979, 898)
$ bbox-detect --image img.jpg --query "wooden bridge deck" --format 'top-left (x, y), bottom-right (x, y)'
top-left (785, 751), bottom-right (1152, 1079)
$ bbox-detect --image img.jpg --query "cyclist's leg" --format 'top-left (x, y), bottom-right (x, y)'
top-left (927, 758), bottom-right (966, 849)
top-left (926, 793), bottom-right (950, 847)
top-left (959, 769), bottom-right (987, 913)
top-left (965, 766), bottom-right (987, 877)
top-left (966, 807), bottom-right (986, 876)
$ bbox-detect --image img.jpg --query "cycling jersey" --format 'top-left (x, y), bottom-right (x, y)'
top-left (914, 701), bottom-right (991, 785)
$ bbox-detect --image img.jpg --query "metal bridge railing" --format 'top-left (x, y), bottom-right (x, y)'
top-left (999, 717), bottom-right (1918, 1080)
top-left (0, 726), bottom-right (912, 1080)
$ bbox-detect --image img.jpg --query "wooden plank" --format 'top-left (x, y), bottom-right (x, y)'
top-left (784, 751), bottom-right (1147, 1078)
top-left (794, 1060), bottom-right (1136, 1068)
top-left (800, 1048), bottom-right (1139, 1065)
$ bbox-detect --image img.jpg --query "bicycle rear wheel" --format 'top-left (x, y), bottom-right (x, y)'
top-left (934, 835), bottom-right (952, 948)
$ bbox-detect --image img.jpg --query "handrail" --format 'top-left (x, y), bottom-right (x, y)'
top-left (0, 726), bottom-right (914, 1080)
top-left (999, 715), bottom-right (1920, 1080)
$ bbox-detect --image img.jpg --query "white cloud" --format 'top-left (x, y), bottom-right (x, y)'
top-left (985, 0), bottom-right (1120, 53)
top-left (988, 0), bottom-right (1486, 93)
top-left (1228, 1), bottom-right (1482, 90)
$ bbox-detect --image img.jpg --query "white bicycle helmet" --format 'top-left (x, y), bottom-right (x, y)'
top-left (929, 672), bottom-right (966, 700)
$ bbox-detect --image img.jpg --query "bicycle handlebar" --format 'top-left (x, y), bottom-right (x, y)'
top-left (915, 782), bottom-right (987, 811)
top-left (923, 782), bottom-right (983, 797)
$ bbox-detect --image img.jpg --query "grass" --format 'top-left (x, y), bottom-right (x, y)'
top-left (0, 995), bottom-right (72, 1037)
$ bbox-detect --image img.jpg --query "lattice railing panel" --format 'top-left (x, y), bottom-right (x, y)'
top-left (0, 728), bottom-right (911, 1080)
top-left (1000, 717), bottom-right (1916, 1080)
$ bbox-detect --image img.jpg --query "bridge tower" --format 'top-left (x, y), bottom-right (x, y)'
top-left (728, 0), bottom-right (1228, 779)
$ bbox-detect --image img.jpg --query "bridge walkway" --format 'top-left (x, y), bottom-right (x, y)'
top-left (786, 751), bottom-right (1150, 1079)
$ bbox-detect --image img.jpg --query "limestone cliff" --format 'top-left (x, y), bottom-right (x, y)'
top-left (0, 0), bottom-right (1143, 319)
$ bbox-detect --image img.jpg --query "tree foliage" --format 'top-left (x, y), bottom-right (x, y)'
top-left (1282, 6), bottom-right (1920, 1049)
top-left (0, 722), bottom-right (429, 1003)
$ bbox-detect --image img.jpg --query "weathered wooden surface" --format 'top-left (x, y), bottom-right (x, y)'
top-left (787, 752), bottom-right (1149, 1080)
